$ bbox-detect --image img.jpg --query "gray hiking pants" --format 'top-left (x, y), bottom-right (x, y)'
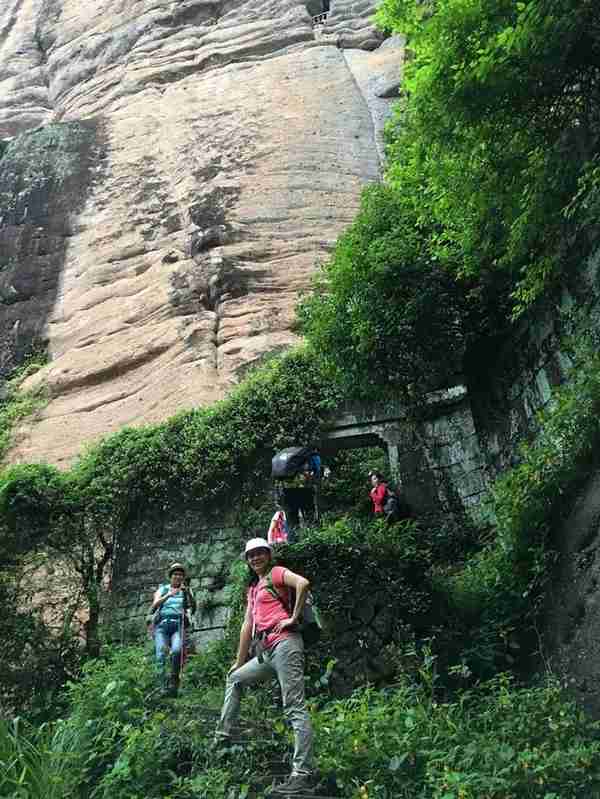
top-left (216, 633), bottom-right (314, 776)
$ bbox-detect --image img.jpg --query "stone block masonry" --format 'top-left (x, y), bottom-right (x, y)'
top-left (106, 510), bottom-right (246, 649)
top-left (319, 246), bottom-right (600, 523)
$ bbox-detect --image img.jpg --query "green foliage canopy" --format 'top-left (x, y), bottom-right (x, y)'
top-left (299, 185), bottom-right (466, 402)
top-left (379, 0), bottom-right (600, 309)
top-left (302, 0), bottom-right (600, 399)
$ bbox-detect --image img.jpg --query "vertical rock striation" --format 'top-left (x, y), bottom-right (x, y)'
top-left (0, 122), bottom-right (105, 376)
top-left (0, 0), bottom-right (404, 466)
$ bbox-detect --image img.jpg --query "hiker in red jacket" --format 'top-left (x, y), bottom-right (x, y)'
top-left (214, 538), bottom-right (314, 795)
top-left (369, 471), bottom-right (388, 516)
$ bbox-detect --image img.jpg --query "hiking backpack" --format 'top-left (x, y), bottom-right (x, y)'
top-left (383, 488), bottom-right (400, 517)
top-left (271, 447), bottom-right (312, 480)
top-left (264, 572), bottom-right (322, 647)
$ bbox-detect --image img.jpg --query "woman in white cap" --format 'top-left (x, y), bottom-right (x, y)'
top-left (214, 538), bottom-right (315, 795)
top-left (151, 562), bottom-right (196, 696)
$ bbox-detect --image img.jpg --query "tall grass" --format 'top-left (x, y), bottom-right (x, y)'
top-left (0, 717), bottom-right (75, 798)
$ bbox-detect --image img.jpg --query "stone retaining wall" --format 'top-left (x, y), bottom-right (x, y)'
top-left (106, 511), bottom-right (246, 649)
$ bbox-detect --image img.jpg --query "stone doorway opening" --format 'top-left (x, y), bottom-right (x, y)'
top-left (317, 439), bottom-right (391, 518)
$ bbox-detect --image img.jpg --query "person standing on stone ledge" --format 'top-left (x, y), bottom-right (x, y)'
top-left (369, 471), bottom-right (402, 523)
top-left (369, 471), bottom-right (388, 517)
top-left (279, 464), bottom-right (317, 540)
top-left (214, 538), bottom-right (315, 795)
top-left (150, 562), bottom-right (196, 697)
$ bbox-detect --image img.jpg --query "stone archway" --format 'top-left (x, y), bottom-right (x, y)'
top-left (319, 386), bottom-right (490, 518)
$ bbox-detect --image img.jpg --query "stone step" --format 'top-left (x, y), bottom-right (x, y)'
top-left (264, 791), bottom-right (341, 799)
top-left (256, 774), bottom-right (342, 798)
top-left (262, 794), bottom-right (340, 798)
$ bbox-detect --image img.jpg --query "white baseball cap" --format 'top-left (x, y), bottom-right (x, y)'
top-left (244, 538), bottom-right (272, 558)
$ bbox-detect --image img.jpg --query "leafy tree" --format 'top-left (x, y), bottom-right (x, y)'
top-left (379, 0), bottom-right (600, 311)
top-left (0, 573), bottom-right (81, 722)
top-left (0, 463), bottom-right (114, 658)
top-left (299, 185), bottom-right (466, 403)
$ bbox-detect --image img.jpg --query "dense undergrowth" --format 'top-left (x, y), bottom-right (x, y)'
top-left (5, 344), bottom-right (600, 795)
top-left (4, 636), bottom-right (600, 799)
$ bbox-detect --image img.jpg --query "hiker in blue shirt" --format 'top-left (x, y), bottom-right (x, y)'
top-left (151, 562), bottom-right (196, 696)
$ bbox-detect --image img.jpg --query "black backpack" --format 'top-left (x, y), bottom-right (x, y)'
top-left (265, 573), bottom-right (322, 647)
top-left (271, 447), bottom-right (312, 480)
top-left (383, 488), bottom-right (400, 517)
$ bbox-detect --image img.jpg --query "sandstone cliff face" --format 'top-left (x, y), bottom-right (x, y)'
top-left (0, 0), bottom-right (403, 467)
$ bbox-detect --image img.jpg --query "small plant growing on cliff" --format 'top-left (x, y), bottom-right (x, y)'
top-left (0, 350), bottom-right (49, 461)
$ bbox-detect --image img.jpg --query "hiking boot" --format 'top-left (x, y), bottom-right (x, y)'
top-left (271, 773), bottom-right (313, 795)
top-left (211, 733), bottom-right (231, 749)
top-left (211, 734), bottom-right (239, 752)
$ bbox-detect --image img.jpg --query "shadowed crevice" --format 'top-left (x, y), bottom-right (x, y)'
top-left (0, 119), bottom-right (108, 380)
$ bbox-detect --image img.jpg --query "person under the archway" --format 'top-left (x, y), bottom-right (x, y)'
top-left (151, 562), bottom-right (196, 697)
top-left (214, 538), bottom-right (315, 795)
top-left (369, 471), bottom-right (403, 522)
top-left (369, 471), bottom-right (389, 516)
top-left (279, 466), bottom-right (316, 539)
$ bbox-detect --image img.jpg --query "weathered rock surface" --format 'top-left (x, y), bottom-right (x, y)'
top-left (0, 122), bottom-right (105, 377)
top-left (0, 0), bottom-right (403, 467)
top-left (318, 0), bottom-right (386, 50)
top-left (545, 469), bottom-right (600, 717)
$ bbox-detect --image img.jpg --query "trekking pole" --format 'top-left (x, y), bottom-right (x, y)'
top-left (179, 610), bottom-right (185, 687)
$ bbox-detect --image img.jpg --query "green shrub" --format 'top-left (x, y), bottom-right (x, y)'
top-left (376, 0), bottom-right (600, 315)
top-left (50, 644), bottom-right (285, 799)
top-left (315, 671), bottom-right (600, 798)
top-left (299, 184), bottom-right (467, 403)
top-left (58, 647), bottom-right (157, 796)
top-left (276, 518), bottom-right (433, 620)
top-left (0, 351), bottom-right (48, 461)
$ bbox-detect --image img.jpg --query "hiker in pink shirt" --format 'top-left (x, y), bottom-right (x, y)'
top-left (214, 538), bottom-right (314, 795)
top-left (267, 507), bottom-right (290, 545)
